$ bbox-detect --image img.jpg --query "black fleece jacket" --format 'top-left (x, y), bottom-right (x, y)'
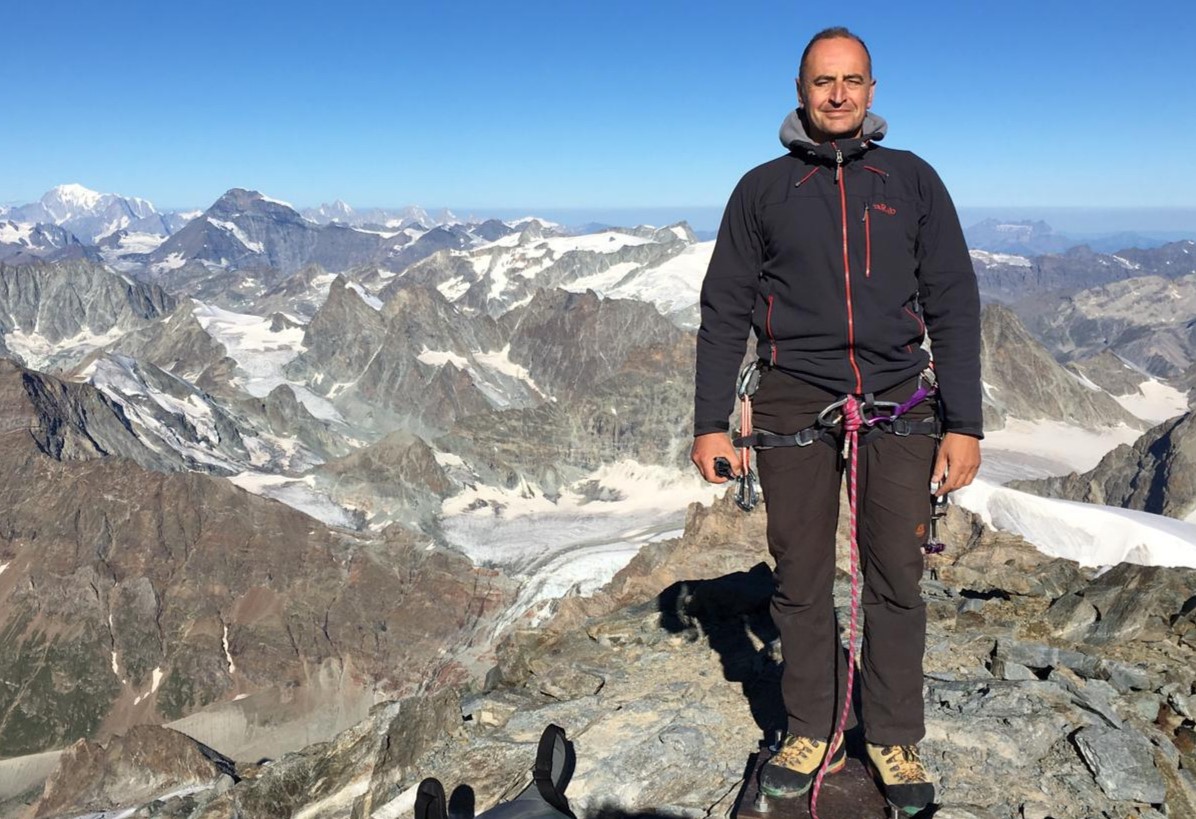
top-left (694, 109), bottom-right (983, 438)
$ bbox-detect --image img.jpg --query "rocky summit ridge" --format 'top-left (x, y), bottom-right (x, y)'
top-left (979, 304), bottom-right (1144, 431)
top-left (5, 492), bottom-right (1193, 818)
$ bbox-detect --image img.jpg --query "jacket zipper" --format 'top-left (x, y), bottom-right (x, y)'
top-left (863, 205), bottom-right (871, 278)
top-left (834, 144), bottom-right (863, 393)
top-left (766, 294), bottom-right (778, 364)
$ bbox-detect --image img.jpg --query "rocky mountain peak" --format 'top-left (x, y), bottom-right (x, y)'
top-left (206, 189), bottom-right (301, 223)
top-left (0, 359), bottom-right (178, 470)
top-left (980, 304), bottom-right (1143, 430)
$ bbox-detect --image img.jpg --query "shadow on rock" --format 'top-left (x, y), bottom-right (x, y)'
top-left (657, 562), bottom-right (786, 736)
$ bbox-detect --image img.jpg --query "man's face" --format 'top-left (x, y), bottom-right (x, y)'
top-left (796, 37), bottom-right (875, 142)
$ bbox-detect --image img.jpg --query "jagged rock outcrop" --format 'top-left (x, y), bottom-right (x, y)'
top-left (67, 353), bottom-right (254, 475)
top-left (0, 222), bottom-right (94, 262)
top-left (502, 289), bottom-right (684, 398)
top-left (972, 241), bottom-right (1196, 305)
top-left (251, 262), bottom-right (336, 322)
top-left (313, 431), bottom-right (452, 530)
top-left (284, 275), bottom-right (390, 392)
top-left (0, 257), bottom-right (175, 370)
top-left (1011, 412), bottom-right (1196, 519)
top-left (980, 304), bottom-right (1143, 431)
top-left (1, 359), bottom-right (179, 472)
top-left (436, 293), bottom-right (696, 490)
top-left (256, 382), bottom-right (353, 462)
top-left (292, 282), bottom-right (514, 435)
top-left (33, 725), bottom-right (235, 818)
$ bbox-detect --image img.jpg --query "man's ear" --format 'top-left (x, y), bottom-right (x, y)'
top-left (867, 79), bottom-right (876, 109)
top-left (795, 77), bottom-right (805, 108)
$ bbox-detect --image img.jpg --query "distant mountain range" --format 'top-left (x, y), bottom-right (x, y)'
top-left (964, 217), bottom-right (1193, 255)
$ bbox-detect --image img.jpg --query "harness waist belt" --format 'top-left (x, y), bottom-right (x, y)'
top-left (734, 416), bottom-right (942, 450)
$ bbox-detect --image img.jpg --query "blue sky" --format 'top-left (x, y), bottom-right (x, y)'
top-left (3, 0), bottom-right (1195, 230)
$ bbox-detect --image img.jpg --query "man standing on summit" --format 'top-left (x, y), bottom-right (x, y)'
top-left (691, 28), bottom-right (982, 815)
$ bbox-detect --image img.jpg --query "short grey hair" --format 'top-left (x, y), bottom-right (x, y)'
top-left (798, 27), bottom-right (873, 83)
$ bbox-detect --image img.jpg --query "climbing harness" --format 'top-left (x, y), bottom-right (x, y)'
top-left (725, 360), bottom-right (947, 819)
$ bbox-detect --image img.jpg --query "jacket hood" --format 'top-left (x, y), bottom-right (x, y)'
top-left (779, 108), bottom-right (887, 162)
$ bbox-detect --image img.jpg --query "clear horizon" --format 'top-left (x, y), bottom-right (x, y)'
top-left (7, 184), bottom-right (1196, 238)
top-left (3, 0), bottom-right (1194, 219)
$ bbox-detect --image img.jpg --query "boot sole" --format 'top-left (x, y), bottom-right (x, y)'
top-left (758, 754), bottom-right (847, 798)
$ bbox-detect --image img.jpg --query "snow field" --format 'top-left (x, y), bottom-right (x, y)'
top-left (440, 461), bottom-right (725, 626)
top-left (956, 480), bottom-right (1196, 569)
top-left (192, 302), bottom-right (344, 423)
top-left (1113, 378), bottom-right (1189, 424)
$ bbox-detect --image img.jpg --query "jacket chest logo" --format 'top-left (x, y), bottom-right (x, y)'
top-left (872, 203), bottom-right (897, 216)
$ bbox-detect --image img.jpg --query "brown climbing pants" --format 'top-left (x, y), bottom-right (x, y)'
top-left (751, 368), bottom-right (936, 746)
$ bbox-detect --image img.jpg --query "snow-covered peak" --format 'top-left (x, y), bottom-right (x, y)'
top-left (25, 184), bottom-right (161, 234)
top-left (43, 183), bottom-right (104, 216)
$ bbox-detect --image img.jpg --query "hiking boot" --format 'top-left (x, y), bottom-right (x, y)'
top-left (758, 733), bottom-right (846, 798)
top-left (865, 743), bottom-right (934, 815)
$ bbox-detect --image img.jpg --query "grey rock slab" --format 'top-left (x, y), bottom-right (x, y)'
top-left (1073, 726), bottom-right (1166, 803)
top-left (995, 638), bottom-right (1105, 678)
top-left (1046, 592), bottom-right (1099, 639)
top-left (1049, 668), bottom-right (1125, 729)
top-left (991, 659), bottom-right (1039, 681)
top-left (932, 805), bottom-right (1002, 819)
top-left (1125, 693), bottom-right (1165, 723)
top-left (1103, 659), bottom-right (1156, 693)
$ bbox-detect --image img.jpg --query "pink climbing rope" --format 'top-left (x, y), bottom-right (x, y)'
top-left (809, 396), bottom-right (864, 819)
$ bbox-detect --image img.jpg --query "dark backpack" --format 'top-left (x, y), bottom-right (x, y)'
top-left (415, 724), bottom-right (576, 819)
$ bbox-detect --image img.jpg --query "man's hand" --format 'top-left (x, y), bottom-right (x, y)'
top-left (691, 432), bottom-right (740, 483)
top-left (931, 432), bottom-right (981, 496)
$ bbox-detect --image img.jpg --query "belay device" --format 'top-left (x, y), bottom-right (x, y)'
top-left (415, 724), bottom-right (576, 819)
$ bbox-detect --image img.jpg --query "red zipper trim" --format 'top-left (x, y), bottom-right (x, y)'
top-left (863, 165), bottom-right (889, 177)
top-left (903, 305), bottom-right (925, 335)
top-left (864, 206), bottom-right (871, 278)
top-left (834, 145), bottom-right (863, 394)
top-left (903, 305), bottom-right (925, 353)
top-left (766, 295), bottom-right (778, 364)
top-left (795, 167), bottom-right (820, 187)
